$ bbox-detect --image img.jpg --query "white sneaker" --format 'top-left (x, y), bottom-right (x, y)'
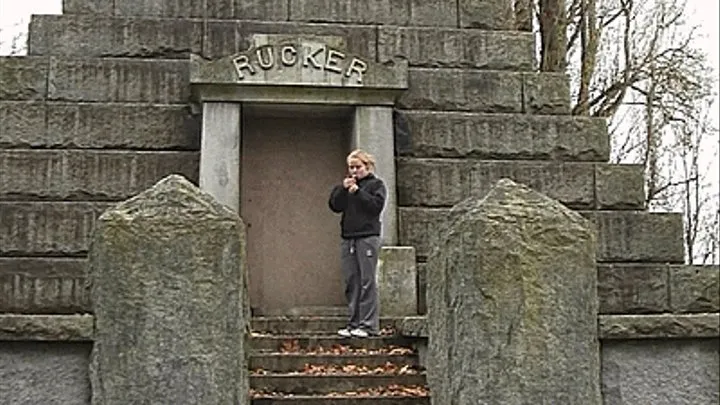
top-left (337, 328), bottom-right (352, 338)
top-left (350, 328), bottom-right (369, 338)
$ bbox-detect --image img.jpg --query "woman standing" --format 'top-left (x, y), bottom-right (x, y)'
top-left (328, 149), bottom-right (386, 338)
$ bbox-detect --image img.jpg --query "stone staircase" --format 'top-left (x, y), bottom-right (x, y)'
top-left (249, 316), bottom-right (429, 404)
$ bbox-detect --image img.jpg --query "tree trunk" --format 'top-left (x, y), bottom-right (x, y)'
top-left (539, 0), bottom-right (568, 72)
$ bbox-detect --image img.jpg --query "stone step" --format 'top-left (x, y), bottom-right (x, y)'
top-left (251, 335), bottom-right (416, 353)
top-left (251, 316), bottom-right (402, 334)
top-left (397, 158), bottom-right (645, 210)
top-left (0, 149), bottom-right (199, 201)
top-left (1, 56), bottom-right (565, 114)
top-left (250, 396), bottom-right (430, 405)
top-left (28, 14), bottom-right (377, 61)
top-left (0, 56), bottom-right (189, 103)
top-left (399, 208), bottom-right (685, 263)
top-left (29, 14), bottom-right (534, 71)
top-left (399, 69), bottom-right (570, 115)
top-left (250, 373), bottom-right (427, 395)
top-left (62, 0), bottom-right (513, 30)
top-left (1, 100), bottom-right (609, 161)
top-left (400, 111), bottom-right (610, 162)
top-left (0, 101), bottom-right (199, 150)
top-left (250, 353), bottom-right (420, 373)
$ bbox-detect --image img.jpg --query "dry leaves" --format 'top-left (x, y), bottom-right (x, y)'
top-left (250, 384), bottom-right (429, 398)
top-left (277, 340), bottom-right (414, 355)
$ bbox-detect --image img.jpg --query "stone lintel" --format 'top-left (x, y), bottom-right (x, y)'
top-left (191, 84), bottom-right (403, 105)
top-left (190, 34), bottom-right (408, 103)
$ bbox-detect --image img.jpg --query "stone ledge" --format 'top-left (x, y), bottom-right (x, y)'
top-left (598, 313), bottom-right (720, 340)
top-left (0, 314), bottom-right (93, 341)
top-left (398, 208), bottom-right (685, 263)
top-left (3, 313), bottom-right (717, 341)
top-left (396, 313), bottom-right (720, 340)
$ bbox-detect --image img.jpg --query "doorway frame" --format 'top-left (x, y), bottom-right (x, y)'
top-left (190, 35), bottom-right (408, 245)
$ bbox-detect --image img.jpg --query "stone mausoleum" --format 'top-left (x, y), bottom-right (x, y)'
top-left (0, 1), bottom-right (718, 404)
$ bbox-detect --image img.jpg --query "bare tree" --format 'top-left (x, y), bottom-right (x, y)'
top-left (0, 23), bottom-right (29, 56)
top-left (535, 0), bottom-right (719, 263)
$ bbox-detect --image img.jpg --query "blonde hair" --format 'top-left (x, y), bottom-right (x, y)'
top-left (347, 149), bottom-right (376, 172)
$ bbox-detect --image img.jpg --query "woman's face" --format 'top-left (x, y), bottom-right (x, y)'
top-left (347, 158), bottom-right (369, 179)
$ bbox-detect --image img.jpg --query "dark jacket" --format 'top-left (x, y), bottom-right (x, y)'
top-left (328, 173), bottom-right (386, 239)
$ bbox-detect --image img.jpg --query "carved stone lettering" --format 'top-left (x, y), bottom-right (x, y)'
top-left (231, 43), bottom-right (368, 84)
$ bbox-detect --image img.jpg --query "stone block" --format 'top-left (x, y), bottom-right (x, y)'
top-left (0, 314), bottom-right (94, 341)
top-left (0, 202), bottom-right (111, 255)
top-left (401, 111), bottom-right (610, 161)
top-left (0, 150), bottom-right (199, 200)
top-left (89, 175), bottom-right (248, 404)
top-left (29, 15), bottom-right (203, 59)
top-left (669, 265), bottom-right (720, 313)
top-left (587, 211), bottom-right (685, 263)
top-left (397, 158), bottom-right (595, 208)
top-left (464, 31), bottom-right (534, 70)
top-left (0, 101), bottom-right (45, 147)
top-left (459, 0), bottom-right (513, 29)
top-left (0, 342), bottom-right (91, 405)
top-left (289, 0), bottom-right (455, 26)
top-left (47, 58), bottom-right (190, 103)
top-left (601, 339), bottom-right (720, 405)
top-left (399, 208), bottom-right (686, 263)
top-left (0, 57), bottom-right (48, 100)
top-left (108, 0), bottom-right (289, 19)
top-left (48, 102), bottom-right (200, 149)
top-left (523, 72), bottom-right (571, 114)
top-left (290, 0), bottom-right (412, 25)
top-left (599, 313), bottom-right (720, 339)
top-left (427, 179), bottom-right (601, 404)
top-left (63, 0), bottom-right (113, 14)
top-left (231, 0), bottom-right (289, 20)
top-left (378, 28), bottom-right (533, 70)
top-left (400, 69), bottom-right (523, 112)
top-left (397, 207), bottom-right (450, 260)
top-left (407, 0), bottom-right (457, 27)
top-left (0, 101), bottom-right (199, 149)
top-left (0, 258), bottom-right (90, 314)
top-left (202, 20), bottom-right (377, 60)
top-left (597, 264), bottom-right (669, 314)
top-left (596, 164), bottom-right (645, 209)
top-left (377, 247), bottom-right (417, 316)
top-left (113, 0), bottom-right (208, 18)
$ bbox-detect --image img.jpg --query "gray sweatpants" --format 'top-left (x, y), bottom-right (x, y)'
top-left (341, 235), bottom-right (381, 333)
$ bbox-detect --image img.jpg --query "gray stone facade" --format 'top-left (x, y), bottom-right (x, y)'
top-left (1, 0), bottom-right (718, 403)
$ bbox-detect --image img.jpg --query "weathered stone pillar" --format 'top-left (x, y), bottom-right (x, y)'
top-left (88, 175), bottom-right (249, 405)
top-left (200, 102), bottom-right (241, 212)
top-left (353, 106), bottom-right (397, 245)
top-left (427, 179), bottom-right (601, 404)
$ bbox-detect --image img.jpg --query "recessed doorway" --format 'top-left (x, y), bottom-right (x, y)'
top-left (241, 104), bottom-right (352, 315)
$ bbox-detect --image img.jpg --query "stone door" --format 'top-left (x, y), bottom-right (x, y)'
top-left (241, 107), bottom-right (351, 314)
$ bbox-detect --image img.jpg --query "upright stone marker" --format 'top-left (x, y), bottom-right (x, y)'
top-left (88, 175), bottom-right (249, 405)
top-left (427, 179), bottom-right (601, 404)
